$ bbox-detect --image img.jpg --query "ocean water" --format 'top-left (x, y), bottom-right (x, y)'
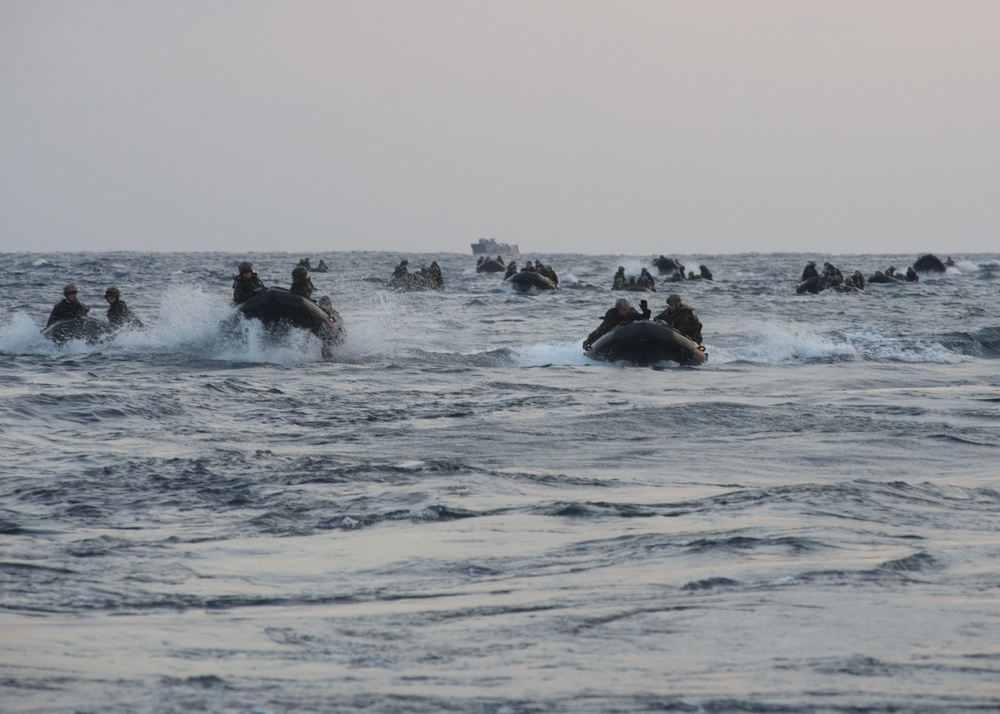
top-left (1, 250), bottom-right (999, 713)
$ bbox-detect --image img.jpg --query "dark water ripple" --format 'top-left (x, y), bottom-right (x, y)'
top-left (1, 251), bottom-right (999, 712)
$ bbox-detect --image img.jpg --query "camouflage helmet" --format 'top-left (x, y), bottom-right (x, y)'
top-left (614, 297), bottom-right (632, 311)
top-left (238, 261), bottom-right (253, 273)
top-left (63, 283), bottom-right (78, 296)
top-left (666, 293), bottom-right (682, 305)
top-left (105, 286), bottom-right (120, 299)
top-left (291, 265), bottom-right (308, 280)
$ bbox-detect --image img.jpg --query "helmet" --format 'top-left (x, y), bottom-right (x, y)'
top-left (667, 294), bottom-right (682, 305)
top-left (292, 266), bottom-right (308, 280)
top-left (105, 286), bottom-right (120, 299)
top-left (238, 261), bottom-right (253, 273)
top-left (63, 283), bottom-right (78, 296)
top-left (614, 297), bottom-right (631, 311)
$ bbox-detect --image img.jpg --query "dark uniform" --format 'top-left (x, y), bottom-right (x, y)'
top-left (105, 287), bottom-right (143, 329)
top-left (426, 261), bottom-right (444, 289)
top-left (654, 295), bottom-right (703, 344)
top-left (46, 285), bottom-right (89, 328)
top-left (107, 300), bottom-right (142, 328)
top-left (539, 263), bottom-right (558, 287)
top-left (289, 266), bottom-right (314, 299)
top-left (584, 298), bottom-right (651, 350)
top-left (233, 261), bottom-right (266, 305)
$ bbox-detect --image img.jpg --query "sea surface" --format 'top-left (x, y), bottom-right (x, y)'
top-left (2, 250), bottom-right (999, 713)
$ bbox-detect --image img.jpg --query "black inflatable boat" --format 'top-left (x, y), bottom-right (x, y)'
top-left (503, 272), bottom-right (556, 292)
top-left (42, 317), bottom-right (115, 345)
top-left (586, 321), bottom-right (707, 366)
top-left (232, 288), bottom-right (344, 353)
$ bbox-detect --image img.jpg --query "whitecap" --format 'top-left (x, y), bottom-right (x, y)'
top-left (709, 328), bottom-right (856, 365)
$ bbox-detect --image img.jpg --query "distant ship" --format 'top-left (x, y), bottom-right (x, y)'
top-left (471, 237), bottom-right (519, 255)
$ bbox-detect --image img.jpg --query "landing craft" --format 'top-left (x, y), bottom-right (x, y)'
top-left (471, 238), bottom-right (519, 255)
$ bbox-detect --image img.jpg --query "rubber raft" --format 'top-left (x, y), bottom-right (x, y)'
top-left (234, 288), bottom-right (344, 350)
top-left (913, 254), bottom-right (947, 273)
top-left (503, 272), bottom-right (556, 291)
top-left (586, 321), bottom-right (707, 367)
top-left (652, 257), bottom-right (683, 274)
top-left (42, 317), bottom-right (115, 345)
top-left (476, 258), bottom-right (506, 273)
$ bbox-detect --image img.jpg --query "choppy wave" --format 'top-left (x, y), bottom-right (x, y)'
top-left (3, 250), bottom-right (1000, 714)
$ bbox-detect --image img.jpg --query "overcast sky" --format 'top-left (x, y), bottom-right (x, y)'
top-left (2, 1), bottom-right (998, 255)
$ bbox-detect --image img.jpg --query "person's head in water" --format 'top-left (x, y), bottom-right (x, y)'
top-left (615, 297), bottom-right (632, 316)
